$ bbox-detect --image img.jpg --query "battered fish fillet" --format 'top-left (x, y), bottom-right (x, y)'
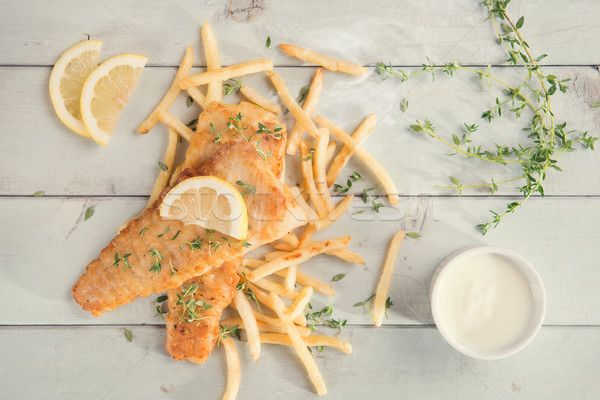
top-left (182, 101), bottom-right (286, 181)
top-left (73, 126), bottom-right (306, 317)
top-left (164, 102), bottom-right (291, 363)
top-left (165, 259), bottom-right (241, 364)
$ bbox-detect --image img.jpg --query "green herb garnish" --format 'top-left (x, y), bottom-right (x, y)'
top-left (32, 191), bottom-right (44, 197)
top-left (332, 273), bottom-right (345, 282)
top-left (123, 328), bottom-right (133, 342)
top-left (84, 206), bottom-right (94, 220)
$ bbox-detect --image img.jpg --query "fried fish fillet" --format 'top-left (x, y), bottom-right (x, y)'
top-left (182, 101), bottom-right (286, 181)
top-left (73, 127), bottom-right (305, 317)
top-left (165, 259), bottom-right (241, 364)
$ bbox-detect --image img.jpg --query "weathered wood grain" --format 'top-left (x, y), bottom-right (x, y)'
top-left (1, 196), bottom-right (598, 326)
top-left (0, 66), bottom-right (598, 196)
top-left (0, 325), bottom-right (597, 399)
top-left (2, 0), bottom-right (600, 66)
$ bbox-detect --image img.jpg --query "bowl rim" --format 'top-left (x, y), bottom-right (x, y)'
top-left (430, 245), bottom-right (546, 360)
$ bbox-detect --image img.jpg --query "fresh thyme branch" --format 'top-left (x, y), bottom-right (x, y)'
top-left (376, 0), bottom-right (597, 234)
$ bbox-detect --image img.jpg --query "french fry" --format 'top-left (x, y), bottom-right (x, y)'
top-left (260, 334), bottom-right (352, 355)
top-left (289, 286), bottom-right (313, 320)
top-left (327, 248), bottom-right (365, 265)
top-left (290, 186), bottom-right (319, 222)
top-left (314, 128), bottom-right (334, 213)
top-left (314, 195), bottom-right (354, 231)
top-left (326, 113), bottom-right (377, 187)
top-left (247, 237), bottom-right (350, 282)
top-left (220, 317), bottom-right (310, 337)
top-left (201, 21), bottom-right (222, 103)
top-left (325, 141), bottom-right (337, 165)
top-left (372, 231), bottom-right (406, 327)
top-left (315, 115), bottom-right (399, 206)
top-left (244, 260), bottom-right (335, 297)
top-left (284, 264), bottom-right (297, 292)
top-left (221, 337), bottom-right (241, 400)
top-left (138, 46), bottom-right (193, 134)
top-left (158, 111), bottom-right (194, 141)
top-left (147, 128), bottom-right (178, 207)
top-left (180, 59), bottom-right (273, 89)
top-left (274, 242), bottom-right (365, 265)
top-left (279, 44), bottom-right (367, 76)
top-left (268, 71), bottom-right (320, 138)
top-left (278, 233), bottom-right (299, 248)
top-left (287, 68), bottom-right (324, 154)
top-left (169, 164), bottom-right (183, 186)
top-left (238, 266), bottom-right (298, 300)
top-left (186, 86), bottom-right (208, 109)
top-left (263, 250), bottom-right (289, 262)
top-left (300, 141), bottom-right (327, 217)
top-left (298, 223), bottom-right (316, 247)
top-left (240, 85), bottom-right (282, 114)
top-left (247, 284), bottom-right (307, 327)
top-left (232, 289), bottom-right (260, 362)
top-left (270, 293), bottom-right (327, 396)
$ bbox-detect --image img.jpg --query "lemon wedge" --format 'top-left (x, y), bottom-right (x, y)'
top-left (49, 40), bottom-right (102, 137)
top-left (80, 54), bottom-right (147, 146)
top-left (159, 176), bottom-right (249, 240)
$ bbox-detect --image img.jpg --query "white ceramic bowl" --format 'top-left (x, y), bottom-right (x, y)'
top-left (430, 246), bottom-right (546, 360)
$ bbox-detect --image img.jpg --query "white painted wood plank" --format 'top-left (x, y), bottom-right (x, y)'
top-left (0, 325), bottom-right (597, 399)
top-left (2, 0), bottom-right (600, 66)
top-left (1, 196), bottom-right (599, 326)
top-left (1, 66), bottom-right (598, 196)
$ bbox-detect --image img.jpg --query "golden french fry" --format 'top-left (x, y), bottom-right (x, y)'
top-left (325, 142), bottom-right (337, 165)
top-left (260, 333), bottom-right (352, 355)
top-left (326, 113), bottom-right (377, 187)
top-left (278, 233), bottom-right (299, 248)
top-left (221, 337), bottom-right (241, 400)
top-left (279, 44), bottom-right (367, 76)
top-left (246, 284), bottom-right (307, 327)
top-left (232, 289), bottom-right (260, 362)
top-left (138, 46), bottom-right (194, 134)
top-left (158, 111), bottom-right (194, 141)
top-left (181, 59), bottom-right (273, 89)
top-left (201, 21), bottom-right (222, 103)
top-left (267, 71), bottom-right (320, 138)
top-left (186, 87), bottom-right (208, 109)
top-left (372, 231), bottom-right (406, 327)
top-left (147, 128), bottom-right (178, 207)
top-left (221, 316), bottom-right (310, 337)
top-left (263, 250), bottom-right (289, 262)
top-left (287, 68), bottom-right (324, 154)
top-left (327, 248), bottom-right (365, 265)
top-left (315, 115), bottom-right (399, 205)
top-left (298, 223), bottom-right (317, 248)
top-left (284, 264), bottom-right (297, 292)
top-left (314, 195), bottom-right (354, 231)
top-left (289, 286), bottom-right (313, 320)
top-left (238, 265), bottom-right (298, 300)
top-left (270, 292), bottom-right (327, 396)
top-left (274, 242), bottom-right (365, 265)
top-left (300, 141), bottom-right (327, 217)
top-left (248, 237), bottom-right (350, 282)
top-left (290, 186), bottom-right (319, 222)
top-left (240, 85), bottom-right (282, 114)
top-left (244, 260), bottom-right (335, 297)
top-left (314, 128), bottom-right (334, 213)
top-left (169, 164), bottom-right (183, 186)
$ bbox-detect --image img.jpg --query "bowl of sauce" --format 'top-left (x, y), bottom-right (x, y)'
top-left (430, 246), bottom-right (546, 360)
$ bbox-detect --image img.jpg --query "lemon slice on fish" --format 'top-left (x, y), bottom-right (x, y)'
top-left (159, 176), bottom-right (249, 240)
top-left (49, 40), bottom-right (102, 137)
top-left (80, 53), bottom-right (147, 146)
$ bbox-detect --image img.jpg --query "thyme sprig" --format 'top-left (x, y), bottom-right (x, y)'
top-left (176, 283), bottom-right (213, 325)
top-left (217, 324), bottom-right (241, 345)
top-left (377, 0), bottom-right (597, 234)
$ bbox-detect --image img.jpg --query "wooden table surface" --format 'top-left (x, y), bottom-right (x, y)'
top-left (1, 0), bottom-right (599, 398)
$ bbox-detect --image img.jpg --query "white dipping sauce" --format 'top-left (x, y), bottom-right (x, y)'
top-left (434, 253), bottom-right (535, 352)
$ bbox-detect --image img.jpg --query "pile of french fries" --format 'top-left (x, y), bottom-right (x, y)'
top-left (136, 21), bottom-right (407, 399)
